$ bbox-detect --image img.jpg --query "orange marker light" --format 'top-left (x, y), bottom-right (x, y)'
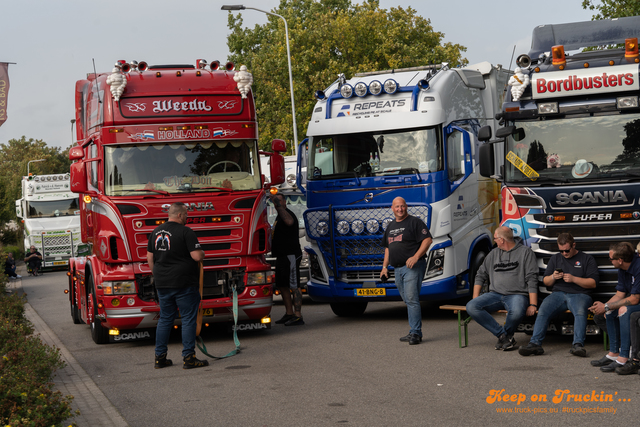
top-left (551, 45), bottom-right (566, 66)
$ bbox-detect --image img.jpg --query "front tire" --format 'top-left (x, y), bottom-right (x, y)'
top-left (330, 302), bottom-right (368, 317)
top-left (87, 273), bottom-right (109, 344)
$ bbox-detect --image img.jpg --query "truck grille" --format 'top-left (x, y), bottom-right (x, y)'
top-left (305, 205), bottom-right (430, 274)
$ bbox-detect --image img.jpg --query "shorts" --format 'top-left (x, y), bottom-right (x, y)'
top-left (275, 254), bottom-right (301, 290)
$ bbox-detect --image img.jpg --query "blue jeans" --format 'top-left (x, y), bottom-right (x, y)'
top-left (606, 304), bottom-right (640, 358)
top-left (530, 292), bottom-right (592, 346)
top-left (155, 286), bottom-right (201, 358)
top-left (466, 292), bottom-right (528, 337)
top-left (394, 259), bottom-right (427, 337)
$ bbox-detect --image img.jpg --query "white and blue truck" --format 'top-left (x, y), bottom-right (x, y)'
top-left (297, 62), bottom-right (511, 316)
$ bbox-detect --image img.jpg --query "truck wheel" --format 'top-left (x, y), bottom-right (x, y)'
top-left (88, 275), bottom-right (109, 344)
top-left (69, 273), bottom-right (82, 324)
top-left (470, 251), bottom-right (486, 293)
top-left (330, 302), bottom-right (368, 317)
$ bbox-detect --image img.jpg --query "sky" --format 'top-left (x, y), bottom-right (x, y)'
top-left (0, 0), bottom-right (595, 150)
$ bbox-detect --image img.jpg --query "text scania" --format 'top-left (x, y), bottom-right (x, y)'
top-left (556, 190), bottom-right (628, 205)
top-left (537, 73), bottom-right (634, 95)
top-left (153, 99), bottom-right (212, 113)
top-left (353, 99), bottom-right (405, 110)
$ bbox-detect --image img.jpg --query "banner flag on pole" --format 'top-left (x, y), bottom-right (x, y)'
top-left (0, 63), bottom-right (10, 128)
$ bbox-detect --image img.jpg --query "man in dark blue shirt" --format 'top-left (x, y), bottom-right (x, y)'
top-left (589, 242), bottom-right (640, 374)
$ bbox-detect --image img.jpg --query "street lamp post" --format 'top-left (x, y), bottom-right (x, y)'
top-left (28, 159), bottom-right (46, 176)
top-left (221, 4), bottom-right (298, 154)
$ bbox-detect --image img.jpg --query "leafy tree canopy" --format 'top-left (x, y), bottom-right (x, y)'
top-left (226, 0), bottom-right (467, 152)
top-left (0, 137), bottom-right (71, 223)
top-left (581, 0), bottom-right (640, 19)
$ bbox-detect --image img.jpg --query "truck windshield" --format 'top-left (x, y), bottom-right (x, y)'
top-left (307, 127), bottom-right (442, 179)
top-left (505, 113), bottom-right (640, 183)
top-left (26, 199), bottom-right (79, 218)
top-left (104, 140), bottom-right (261, 196)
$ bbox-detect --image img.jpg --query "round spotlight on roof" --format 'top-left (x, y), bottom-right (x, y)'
top-left (337, 220), bottom-right (350, 235)
top-left (351, 220), bottom-right (365, 234)
top-left (382, 218), bottom-right (394, 231)
top-left (383, 79), bottom-right (399, 94)
top-left (340, 84), bottom-right (354, 99)
top-left (354, 82), bottom-right (368, 97)
top-left (369, 80), bottom-right (382, 96)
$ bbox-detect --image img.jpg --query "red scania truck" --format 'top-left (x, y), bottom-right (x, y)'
top-left (67, 59), bottom-right (285, 344)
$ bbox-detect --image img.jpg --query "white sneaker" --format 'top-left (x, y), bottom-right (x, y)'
top-left (8, 276), bottom-right (16, 280)
top-left (15, 275), bottom-right (22, 279)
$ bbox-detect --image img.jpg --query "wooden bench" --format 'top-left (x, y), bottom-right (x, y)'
top-left (439, 305), bottom-right (607, 349)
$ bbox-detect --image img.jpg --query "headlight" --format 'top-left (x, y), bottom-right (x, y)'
top-left (354, 82), bottom-right (368, 97)
top-left (300, 251), bottom-right (310, 268)
top-left (366, 219), bottom-right (379, 234)
top-left (425, 248), bottom-right (445, 279)
top-left (247, 270), bottom-right (275, 285)
top-left (317, 221), bottom-right (329, 236)
top-left (337, 220), bottom-right (350, 235)
top-left (351, 220), bottom-right (364, 234)
top-left (340, 84), bottom-right (354, 98)
top-left (102, 281), bottom-right (136, 295)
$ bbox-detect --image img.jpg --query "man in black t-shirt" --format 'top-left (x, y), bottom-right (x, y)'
top-left (519, 232), bottom-right (598, 357)
top-left (147, 202), bottom-right (208, 369)
top-left (381, 197), bottom-right (432, 345)
top-left (270, 193), bottom-right (304, 326)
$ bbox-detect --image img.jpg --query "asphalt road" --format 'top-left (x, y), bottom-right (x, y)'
top-left (19, 271), bottom-right (640, 426)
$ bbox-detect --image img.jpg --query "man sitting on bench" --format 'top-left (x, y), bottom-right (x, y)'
top-left (519, 232), bottom-right (598, 357)
top-left (466, 226), bottom-right (538, 351)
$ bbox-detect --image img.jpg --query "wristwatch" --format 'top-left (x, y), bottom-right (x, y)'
top-left (604, 303), bottom-right (610, 312)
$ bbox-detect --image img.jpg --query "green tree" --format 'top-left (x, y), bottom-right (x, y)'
top-left (0, 137), bottom-right (71, 223)
top-left (226, 0), bottom-right (467, 152)
top-left (581, 0), bottom-right (640, 19)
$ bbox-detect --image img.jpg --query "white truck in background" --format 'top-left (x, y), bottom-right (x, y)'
top-left (15, 173), bottom-right (86, 269)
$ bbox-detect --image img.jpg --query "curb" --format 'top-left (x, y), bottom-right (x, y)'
top-left (8, 265), bottom-right (129, 427)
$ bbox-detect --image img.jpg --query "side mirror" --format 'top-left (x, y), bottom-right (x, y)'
top-left (271, 139), bottom-right (286, 153)
top-left (70, 162), bottom-right (89, 193)
top-left (478, 126), bottom-right (492, 142)
top-left (270, 154), bottom-right (285, 185)
top-left (479, 144), bottom-right (494, 178)
top-left (495, 126), bottom-right (516, 139)
top-left (69, 146), bottom-right (84, 161)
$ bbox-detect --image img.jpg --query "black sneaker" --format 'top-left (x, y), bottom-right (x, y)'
top-left (154, 352), bottom-right (173, 369)
top-left (495, 333), bottom-right (508, 350)
top-left (615, 360), bottom-right (640, 375)
top-left (408, 333), bottom-right (422, 345)
top-left (502, 335), bottom-right (517, 351)
top-left (518, 342), bottom-right (544, 356)
top-left (600, 360), bottom-right (622, 373)
top-left (275, 313), bottom-right (295, 324)
top-left (183, 353), bottom-right (209, 369)
top-left (591, 355), bottom-right (616, 367)
top-left (400, 333), bottom-right (422, 343)
top-left (284, 316), bottom-right (305, 326)
top-left (569, 343), bottom-right (587, 357)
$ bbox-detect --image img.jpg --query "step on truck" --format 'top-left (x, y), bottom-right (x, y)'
top-left (15, 173), bottom-right (86, 270)
top-left (478, 17), bottom-right (640, 335)
top-left (67, 59), bottom-right (285, 343)
top-left (298, 62), bottom-right (511, 316)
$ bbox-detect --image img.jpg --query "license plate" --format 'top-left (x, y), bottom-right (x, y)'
top-left (355, 288), bottom-right (386, 297)
top-left (201, 308), bottom-right (214, 316)
top-left (53, 261), bottom-right (67, 266)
